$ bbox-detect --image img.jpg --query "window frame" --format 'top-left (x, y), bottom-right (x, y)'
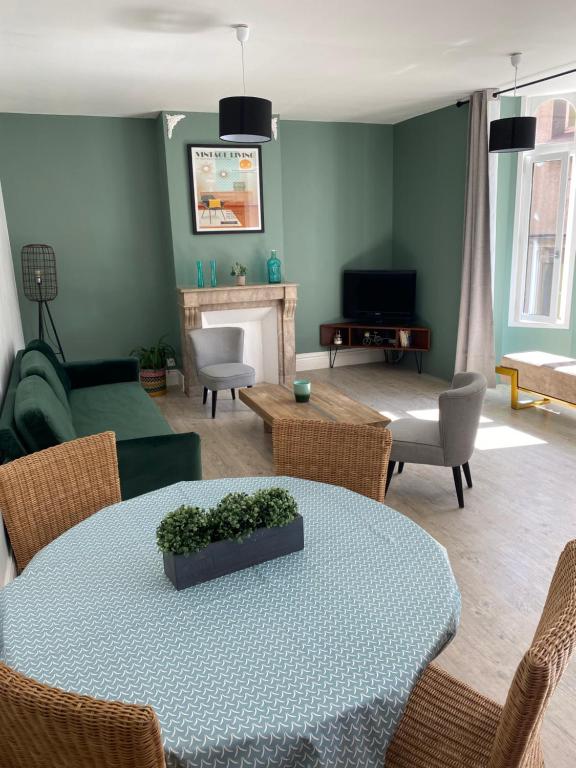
top-left (508, 94), bottom-right (576, 330)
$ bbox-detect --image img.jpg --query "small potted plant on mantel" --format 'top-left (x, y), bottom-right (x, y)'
top-left (130, 336), bottom-right (176, 398)
top-left (157, 487), bottom-right (304, 590)
top-left (230, 262), bottom-right (248, 286)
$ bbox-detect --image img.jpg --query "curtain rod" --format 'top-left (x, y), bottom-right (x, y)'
top-left (456, 66), bottom-right (576, 107)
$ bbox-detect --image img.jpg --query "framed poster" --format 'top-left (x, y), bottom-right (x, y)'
top-left (187, 144), bottom-right (264, 234)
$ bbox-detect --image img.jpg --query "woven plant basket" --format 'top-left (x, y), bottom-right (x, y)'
top-left (140, 368), bottom-right (167, 397)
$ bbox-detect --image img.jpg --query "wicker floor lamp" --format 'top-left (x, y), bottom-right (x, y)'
top-left (21, 244), bottom-right (66, 360)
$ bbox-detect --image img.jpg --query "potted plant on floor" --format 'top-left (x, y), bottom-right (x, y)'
top-left (157, 487), bottom-right (304, 590)
top-left (130, 336), bottom-right (176, 397)
top-left (230, 262), bottom-right (248, 286)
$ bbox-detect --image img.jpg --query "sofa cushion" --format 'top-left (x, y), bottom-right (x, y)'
top-left (15, 375), bottom-right (77, 452)
top-left (0, 350), bottom-right (28, 460)
top-left (21, 350), bottom-right (71, 411)
top-left (69, 382), bottom-right (173, 441)
top-left (25, 339), bottom-right (71, 394)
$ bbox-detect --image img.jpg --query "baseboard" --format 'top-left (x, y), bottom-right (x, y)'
top-left (167, 369), bottom-right (184, 390)
top-left (296, 348), bottom-right (386, 371)
top-left (1, 554), bottom-right (16, 588)
top-left (168, 354), bottom-right (384, 383)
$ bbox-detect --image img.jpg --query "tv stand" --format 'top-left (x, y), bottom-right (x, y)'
top-left (319, 321), bottom-right (431, 374)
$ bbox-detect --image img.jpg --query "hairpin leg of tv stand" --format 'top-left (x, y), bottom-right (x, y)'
top-left (329, 346), bottom-right (339, 368)
top-left (414, 351), bottom-right (423, 374)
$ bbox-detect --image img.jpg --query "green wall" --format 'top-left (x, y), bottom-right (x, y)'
top-left (0, 114), bottom-right (177, 360)
top-left (0, 112), bottom-right (396, 364)
top-left (154, 114), bottom-right (395, 357)
top-left (393, 104), bottom-right (469, 379)
top-left (0, 108), bottom-right (465, 376)
top-left (281, 121), bottom-right (394, 353)
top-left (493, 97), bottom-right (576, 360)
top-left (493, 97), bottom-right (520, 361)
top-left (159, 112), bottom-right (285, 288)
top-left (3, 103), bottom-right (571, 382)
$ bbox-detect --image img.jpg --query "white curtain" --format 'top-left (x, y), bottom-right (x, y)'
top-left (455, 90), bottom-right (496, 386)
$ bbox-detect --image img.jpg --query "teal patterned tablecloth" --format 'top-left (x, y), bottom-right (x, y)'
top-left (0, 477), bottom-right (460, 768)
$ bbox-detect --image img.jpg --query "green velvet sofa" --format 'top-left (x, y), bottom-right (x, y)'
top-left (0, 340), bottom-right (201, 499)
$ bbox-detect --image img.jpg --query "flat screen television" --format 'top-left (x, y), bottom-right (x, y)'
top-left (343, 270), bottom-right (416, 323)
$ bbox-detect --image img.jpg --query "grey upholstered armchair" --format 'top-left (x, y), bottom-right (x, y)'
top-left (386, 372), bottom-right (487, 508)
top-left (188, 327), bottom-right (255, 418)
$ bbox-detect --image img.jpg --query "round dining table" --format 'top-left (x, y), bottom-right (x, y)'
top-left (0, 477), bottom-right (460, 768)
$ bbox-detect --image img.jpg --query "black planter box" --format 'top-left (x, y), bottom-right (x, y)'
top-left (163, 515), bottom-right (304, 590)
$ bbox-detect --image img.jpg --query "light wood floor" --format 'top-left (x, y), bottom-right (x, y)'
top-left (158, 364), bottom-right (576, 766)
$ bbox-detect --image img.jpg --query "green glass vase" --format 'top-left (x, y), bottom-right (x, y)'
top-left (267, 250), bottom-right (282, 284)
top-left (196, 260), bottom-right (204, 288)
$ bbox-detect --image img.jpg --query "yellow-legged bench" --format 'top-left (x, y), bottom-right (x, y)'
top-left (496, 351), bottom-right (576, 410)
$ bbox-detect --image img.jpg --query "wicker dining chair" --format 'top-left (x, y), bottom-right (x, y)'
top-left (0, 431), bottom-right (121, 573)
top-left (0, 662), bottom-right (165, 768)
top-left (386, 539), bottom-right (576, 768)
top-left (272, 419), bottom-right (392, 502)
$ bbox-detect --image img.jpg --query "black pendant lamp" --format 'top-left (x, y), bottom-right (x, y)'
top-left (489, 53), bottom-right (536, 153)
top-left (219, 25), bottom-right (272, 143)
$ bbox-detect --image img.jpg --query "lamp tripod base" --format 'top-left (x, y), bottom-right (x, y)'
top-left (37, 301), bottom-right (66, 361)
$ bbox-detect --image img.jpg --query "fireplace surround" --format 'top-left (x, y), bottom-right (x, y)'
top-left (177, 283), bottom-right (298, 395)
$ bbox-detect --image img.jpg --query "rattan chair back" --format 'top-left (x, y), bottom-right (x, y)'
top-left (272, 419), bottom-right (392, 502)
top-left (0, 662), bottom-right (165, 768)
top-left (489, 540), bottom-right (576, 767)
top-left (0, 431), bottom-right (121, 572)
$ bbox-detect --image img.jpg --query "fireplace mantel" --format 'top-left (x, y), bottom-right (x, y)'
top-left (177, 283), bottom-right (298, 395)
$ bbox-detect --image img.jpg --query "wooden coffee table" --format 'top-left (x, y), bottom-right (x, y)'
top-left (238, 382), bottom-right (390, 431)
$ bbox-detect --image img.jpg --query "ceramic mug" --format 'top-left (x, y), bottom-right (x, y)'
top-left (293, 379), bottom-right (311, 403)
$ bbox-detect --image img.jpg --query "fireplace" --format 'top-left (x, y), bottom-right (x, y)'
top-left (177, 283), bottom-right (298, 396)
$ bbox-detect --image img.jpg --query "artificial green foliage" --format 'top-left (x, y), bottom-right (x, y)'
top-left (156, 488), bottom-right (299, 555)
top-left (130, 336), bottom-right (176, 370)
top-left (230, 262), bottom-right (248, 276)
top-left (156, 505), bottom-right (210, 555)
top-left (208, 492), bottom-right (260, 542)
top-left (252, 487), bottom-right (299, 528)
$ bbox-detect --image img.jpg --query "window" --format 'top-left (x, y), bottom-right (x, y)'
top-left (509, 95), bottom-right (576, 328)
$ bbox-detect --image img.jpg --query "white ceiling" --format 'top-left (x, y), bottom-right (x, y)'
top-left (1, 0), bottom-right (576, 124)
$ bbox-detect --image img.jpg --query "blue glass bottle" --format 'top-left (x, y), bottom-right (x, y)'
top-left (196, 260), bottom-right (204, 288)
top-left (210, 259), bottom-right (217, 287)
top-left (267, 250), bottom-right (282, 284)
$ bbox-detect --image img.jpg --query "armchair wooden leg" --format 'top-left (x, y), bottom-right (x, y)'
top-left (462, 462), bottom-right (472, 489)
top-left (452, 466), bottom-right (464, 508)
top-left (211, 390), bottom-right (218, 419)
top-left (231, 388), bottom-right (236, 400)
top-left (386, 461), bottom-right (396, 494)
top-left (203, 387), bottom-right (208, 405)
top-left (398, 462), bottom-right (405, 474)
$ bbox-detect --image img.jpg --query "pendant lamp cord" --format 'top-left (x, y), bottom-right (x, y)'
top-left (514, 62), bottom-right (518, 96)
top-left (240, 40), bottom-right (246, 96)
